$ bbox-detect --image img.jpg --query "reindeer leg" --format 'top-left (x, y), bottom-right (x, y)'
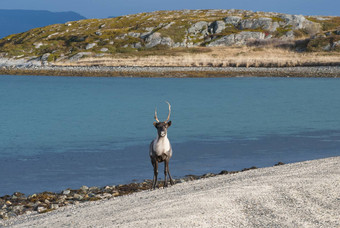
top-left (167, 160), bottom-right (174, 186)
top-left (164, 161), bottom-right (168, 188)
top-left (152, 160), bottom-right (158, 189)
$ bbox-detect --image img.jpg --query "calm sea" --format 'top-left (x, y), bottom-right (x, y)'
top-left (1, 75), bottom-right (340, 195)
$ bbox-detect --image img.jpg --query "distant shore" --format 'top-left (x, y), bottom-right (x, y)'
top-left (1, 156), bottom-right (339, 227)
top-left (1, 65), bottom-right (340, 78)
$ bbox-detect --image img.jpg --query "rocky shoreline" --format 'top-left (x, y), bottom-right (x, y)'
top-left (1, 57), bottom-right (339, 77)
top-left (1, 65), bottom-right (340, 78)
top-left (0, 162), bottom-right (285, 220)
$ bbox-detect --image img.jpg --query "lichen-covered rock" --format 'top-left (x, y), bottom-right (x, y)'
top-left (188, 21), bottom-right (209, 35)
top-left (239, 17), bottom-right (279, 32)
top-left (209, 21), bottom-right (226, 34)
top-left (235, 32), bottom-right (266, 44)
top-left (224, 16), bottom-right (242, 26)
top-left (144, 32), bottom-right (173, 48)
top-left (208, 31), bottom-right (266, 46)
top-left (278, 14), bottom-right (320, 34)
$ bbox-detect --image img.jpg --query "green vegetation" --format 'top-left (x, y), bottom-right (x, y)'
top-left (270, 17), bottom-right (285, 23)
top-left (273, 26), bottom-right (292, 37)
top-left (307, 16), bottom-right (340, 31)
top-left (0, 9), bottom-right (339, 60)
top-left (306, 34), bottom-right (340, 52)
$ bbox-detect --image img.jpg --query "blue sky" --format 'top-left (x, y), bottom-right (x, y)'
top-left (1, 0), bottom-right (339, 18)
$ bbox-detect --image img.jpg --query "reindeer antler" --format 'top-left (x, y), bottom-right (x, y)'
top-left (165, 101), bottom-right (171, 122)
top-left (154, 101), bottom-right (171, 122)
top-left (154, 108), bottom-right (160, 123)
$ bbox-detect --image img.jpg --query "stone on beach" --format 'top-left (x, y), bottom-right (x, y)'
top-left (62, 190), bottom-right (71, 195)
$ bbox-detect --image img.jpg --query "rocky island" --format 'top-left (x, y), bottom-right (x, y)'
top-left (0, 9), bottom-right (339, 77)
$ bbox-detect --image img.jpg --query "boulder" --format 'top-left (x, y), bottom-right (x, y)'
top-left (278, 14), bottom-right (319, 33)
top-left (234, 32), bottom-right (266, 45)
top-left (85, 43), bottom-right (96, 50)
top-left (224, 16), bottom-right (242, 26)
top-left (209, 21), bottom-right (226, 34)
top-left (188, 21), bottom-right (209, 35)
top-left (208, 34), bottom-right (235, 46)
top-left (239, 17), bottom-right (278, 32)
top-left (208, 31), bottom-right (266, 46)
top-left (144, 32), bottom-right (173, 48)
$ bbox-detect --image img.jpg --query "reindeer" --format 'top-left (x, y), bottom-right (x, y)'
top-left (149, 101), bottom-right (175, 189)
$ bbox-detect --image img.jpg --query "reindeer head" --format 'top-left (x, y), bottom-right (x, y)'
top-left (153, 101), bottom-right (172, 137)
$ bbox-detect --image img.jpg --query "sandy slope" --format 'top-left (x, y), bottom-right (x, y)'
top-left (1, 156), bottom-right (339, 228)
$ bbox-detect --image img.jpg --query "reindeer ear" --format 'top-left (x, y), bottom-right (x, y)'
top-left (167, 121), bottom-right (172, 127)
top-left (153, 122), bottom-right (158, 127)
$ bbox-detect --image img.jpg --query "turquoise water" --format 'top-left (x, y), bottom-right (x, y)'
top-left (1, 75), bottom-right (340, 195)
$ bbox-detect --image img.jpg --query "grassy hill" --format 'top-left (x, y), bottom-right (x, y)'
top-left (0, 9), bottom-right (339, 65)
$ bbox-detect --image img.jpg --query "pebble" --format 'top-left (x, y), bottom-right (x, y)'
top-left (36, 207), bottom-right (46, 213)
top-left (80, 186), bottom-right (89, 191)
top-left (62, 190), bottom-right (71, 195)
top-left (50, 204), bottom-right (59, 210)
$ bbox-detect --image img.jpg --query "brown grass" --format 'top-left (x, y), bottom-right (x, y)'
top-left (53, 47), bottom-right (340, 68)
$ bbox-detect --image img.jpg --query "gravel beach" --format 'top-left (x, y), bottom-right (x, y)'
top-left (1, 156), bottom-right (339, 227)
top-left (0, 58), bottom-right (340, 77)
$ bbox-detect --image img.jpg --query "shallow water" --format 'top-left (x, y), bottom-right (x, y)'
top-left (0, 75), bottom-right (340, 195)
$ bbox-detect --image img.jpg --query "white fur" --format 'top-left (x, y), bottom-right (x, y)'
top-left (152, 134), bottom-right (171, 157)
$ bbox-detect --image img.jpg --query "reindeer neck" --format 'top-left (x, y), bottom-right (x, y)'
top-left (156, 134), bottom-right (168, 141)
